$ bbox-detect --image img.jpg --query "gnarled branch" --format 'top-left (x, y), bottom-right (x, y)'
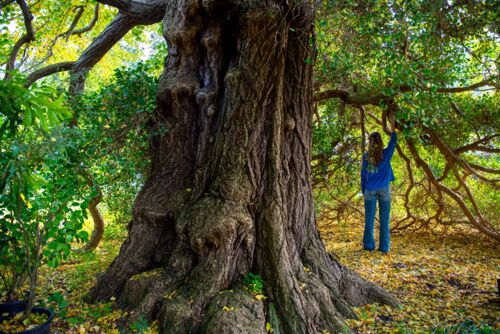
top-left (314, 77), bottom-right (497, 104)
top-left (4, 0), bottom-right (35, 80)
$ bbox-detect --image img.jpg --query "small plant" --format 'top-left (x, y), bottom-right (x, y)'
top-left (127, 315), bottom-right (150, 334)
top-left (243, 272), bottom-right (264, 295)
top-left (46, 292), bottom-right (69, 317)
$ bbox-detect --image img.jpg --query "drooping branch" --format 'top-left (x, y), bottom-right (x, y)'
top-left (365, 110), bottom-right (498, 238)
top-left (406, 140), bottom-right (499, 240)
top-left (454, 134), bottom-right (499, 154)
top-left (391, 143), bottom-right (419, 231)
top-left (426, 128), bottom-right (500, 185)
top-left (64, 4), bottom-right (101, 42)
top-left (65, 6), bottom-right (85, 41)
top-left (314, 77), bottom-right (498, 104)
top-left (4, 0), bottom-right (35, 80)
top-left (358, 105), bottom-right (366, 153)
top-left (74, 166), bottom-right (105, 252)
top-left (73, 4), bottom-right (100, 35)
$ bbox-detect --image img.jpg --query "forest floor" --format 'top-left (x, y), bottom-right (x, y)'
top-left (320, 219), bottom-right (500, 333)
top-left (18, 220), bottom-right (500, 333)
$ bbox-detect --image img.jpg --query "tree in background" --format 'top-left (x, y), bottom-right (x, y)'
top-left (2, 0), bottom-right (163, 251)
top-left (313, 0), bottom-right (498, 239)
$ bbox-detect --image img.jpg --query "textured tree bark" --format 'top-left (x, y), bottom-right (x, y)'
top-left (86, 1), bottom-right (398, 332)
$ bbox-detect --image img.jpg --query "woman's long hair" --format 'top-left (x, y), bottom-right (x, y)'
top-left (367, 132), bottom-right (384, 166)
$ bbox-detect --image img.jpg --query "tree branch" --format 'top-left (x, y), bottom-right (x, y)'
top-left (24, 61), bottom-right (75, 87)
top-left (454, 134), bottom-right (499, 154)
top-left (314, 77), bottom-right (498, 104)
top-left (406, 141), bottom-right (499, 240)
top-left (24, 14), bottom-right (136, 88)
top-left (0, 0), bottom-right (15, 10)
top-left (72, 3), bottom-right (100, 36)
top-left (25, 0), bottom-right (166, 88)
top-left (4, 0), bottom-right (35, 80)
top-left (69, 14), bottom-right (135, 96)
top-left (65, 6), bottom-right (85, 41)
top-left (95, 0), bottom-right (128, 11)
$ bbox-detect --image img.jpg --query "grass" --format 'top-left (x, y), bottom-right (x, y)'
top-left (14, 219), bottom-right (499, 333)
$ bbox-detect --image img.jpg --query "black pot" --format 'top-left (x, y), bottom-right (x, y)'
top-left (0, 307), bottom-right (54, 334)
top-left (0, 301), bottom-right (26, 316)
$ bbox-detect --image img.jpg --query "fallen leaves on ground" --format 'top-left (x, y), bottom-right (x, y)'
top-left (0, 310), bottom-right (48, 333)
top-left (17, 220), bottom-right (500, 333)
top-left (320, 219), bottom-right (500, 333)
top-left (29, 229), bottom-right (159, 334)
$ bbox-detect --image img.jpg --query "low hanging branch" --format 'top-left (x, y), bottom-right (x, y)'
top-left (314, 66), bottom-right (498, 239)
top-left (406, 140), bottom-right (499, 240)
top-left (370, 109), bottom-right (499, 239)
top-left (358, 105), bottom-right (366, 153)
top-left (314, 77), bottom-right (498, 105)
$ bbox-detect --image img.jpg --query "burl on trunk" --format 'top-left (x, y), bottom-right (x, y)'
top-left (86, 1), bottom-right (398, 333)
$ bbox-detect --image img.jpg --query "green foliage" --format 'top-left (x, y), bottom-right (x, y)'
top-left (126, 316), bottom-right (151, 334)
top-left (46, 291), bottom-right (69, 317)
top-left (0, 73), bottom-right (89, 306)
top-left (316, 0), bottom-right (498, 139)
top-left (76, 61), bottom-right (159, 224)
top-left (313, 0), bottom-right (499, 231)
top-left (243, 272), bottom-right (264, 295)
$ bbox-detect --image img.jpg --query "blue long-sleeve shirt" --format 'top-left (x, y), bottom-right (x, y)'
top-left (361, 132), bottom-right (397, 194)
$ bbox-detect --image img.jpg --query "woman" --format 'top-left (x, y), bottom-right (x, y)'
top-left (360, 117), bottom-right (396, 253)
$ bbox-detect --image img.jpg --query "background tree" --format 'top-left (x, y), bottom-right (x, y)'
top-left (2, 0), bottom-right (164, 251)
top-left (313, 0), bottom-right (499, 239)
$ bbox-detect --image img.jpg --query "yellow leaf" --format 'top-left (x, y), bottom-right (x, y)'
top-left (255, 294), bottom-right (267, 301)
top-left (20, 193), bottom-right (32, 208)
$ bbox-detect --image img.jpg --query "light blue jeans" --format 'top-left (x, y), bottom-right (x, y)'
top-left (363, 185), bottom-right (391, 253)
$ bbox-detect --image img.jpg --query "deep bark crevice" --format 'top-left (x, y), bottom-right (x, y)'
top-left (86, 2), bottom-right (399, 333)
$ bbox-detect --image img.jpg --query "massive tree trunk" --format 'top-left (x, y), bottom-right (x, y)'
top-left (86, 1), bottom-right (398, 332)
